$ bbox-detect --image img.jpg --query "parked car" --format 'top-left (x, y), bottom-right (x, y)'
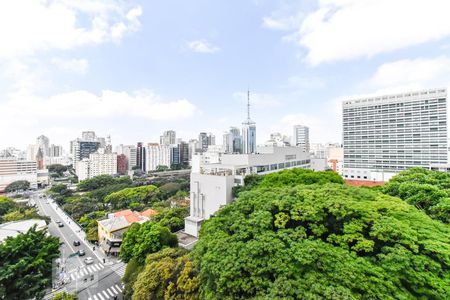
top-left (73, 240), bottom-right (81, 246)
top-left (78, 249), bottom-right (86, 256)
top-left (56, 221), bottom-right (64, 227)
top-left (84, 257), bottom-right (94, 264)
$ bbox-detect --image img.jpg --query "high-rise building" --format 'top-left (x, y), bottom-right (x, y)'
top-left (343, 88), bottom-right (448, 182)
top-left (76, 149), bottom-right (117, 180)
top-left (71, 132), bottom-right (105, 170)
top-left (223, 127), bottom-right (242, 154)
top-left (36, 135), bottom-right (50, 157)
top-left (160, 130), bottom-right (176, 146)
top-left (49, 144), bottom-right (63, 157)
top-left (188, 139), bottom-right (201, 160)
top-left (117, 154), bottom-right (128, 175)
top-left (199, 132), bottom-right (215, 152)
top-left (136, 142), bottom-right (146, 172)
top-left (146, 143), bottom-right (171, 171)
top-left (82, 131), bottom-right (96, 141)
top-left (293, 125), bottom-right (310, 152)
top-left (179, 141), bottom-right (190, 165)
top-left (117, 144), bottom-right (137, 171)
top-left (242, 91), bottom-right (256, 154)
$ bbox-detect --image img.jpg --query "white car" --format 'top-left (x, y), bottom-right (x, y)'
top-left (84, 257), bottom-right (94, 265)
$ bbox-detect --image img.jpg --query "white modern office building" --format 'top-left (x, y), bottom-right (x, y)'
top-left (146, 143), bottom-right (171, 171)
top-left (0, 159), bottom-right (38, 192)
top-left (343, 88), bottom-right (447, 182)
top-left (76, 149), bottom-right (117, 180)
top-left (184, 146), bottom-right (311, 237)
top-left (293, 125), bottom-right (310, 152)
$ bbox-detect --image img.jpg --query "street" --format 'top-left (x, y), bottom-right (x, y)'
top-left (32, 190), bottom-right (126, 300)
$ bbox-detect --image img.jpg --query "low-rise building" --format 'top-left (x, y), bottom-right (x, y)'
top-left (0, 159), bottom-right (38, 192)
top-left (97, 209), bottom-right (158, 255)
top-left (0, 219), bottom-right (47, 243)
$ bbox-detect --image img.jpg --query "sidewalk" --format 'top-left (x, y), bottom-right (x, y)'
top-left (48, 198), bottom-right (108, 262)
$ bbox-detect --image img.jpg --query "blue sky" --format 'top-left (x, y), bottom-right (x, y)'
top-left (1, 0), bottom-right (450, 150)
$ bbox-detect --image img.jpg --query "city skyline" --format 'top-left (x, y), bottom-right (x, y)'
top-left (2, 1), bottom-right (450, 149)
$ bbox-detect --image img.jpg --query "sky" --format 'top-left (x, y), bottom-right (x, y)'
top-left (1, 0), bottom-right (450, 151)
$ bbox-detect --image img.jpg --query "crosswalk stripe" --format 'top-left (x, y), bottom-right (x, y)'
top-left (70, 274), bottom-right (75, 280)
top-left (110, 286), bottom-right (118, 294)
top-left (93, 264), bottom-right (100, 271)
top-left (107, 288), bottom-right (114, 297)
top-left (88, 297), bottom-right (92, 300)
top-left (76, 273), bottom-right (81, 279)
top-left (88, 266), bottom-right (95, 273)
top-left (98, 293), bottom-right (105, 300)
top-left (102, 290), bottom-right (109, 298)
top-left (93, 295), bottom-right (98, 300)
top-left (115, 284), bottom-right (122, 292)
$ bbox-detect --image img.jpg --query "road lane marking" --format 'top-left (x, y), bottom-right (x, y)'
top-left (102, 290), bottom-right (109, 298)
top-left (98, 293), bottom-right (105, 300)
top-left (93, 295), bottom-right (99, 300)
top-left (114, 284), bottom-right (122, 292)
top-left (107, 288), bottom-right (114, 297)
top-left (110, 286), bottom-right (118, 294)
top-left (93, 264), bottom-right (100, 271)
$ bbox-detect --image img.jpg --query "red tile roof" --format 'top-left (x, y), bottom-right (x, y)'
top-left (141, 209), bottom-right (158, 217)
top-left (345, 179), bottom-right (384, 187)
top-left (114, 209), bottom-right (133, 217)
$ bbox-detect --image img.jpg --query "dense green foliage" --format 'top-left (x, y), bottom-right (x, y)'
top-left (52, 292), bottom-right (77, 300)
top-left (0, 226), bottom-right (60, 299)
top-left (79, 211), bottom-right (107, 242)
top-left (47, 164), bottom-right (68, 178)
top-left (123, 257), bottom-right (146, 299)
top-left (120, 221), bottom-right (178, 263)
top-left (77, 175), bottom-right (131, 191)
top-left (0, 196), bottom-right (43, 224)
top-left (5, 180), bottom-right (30, 193)
top-left (382, 167), bottom-right (450, 223)
top-left (233, 169), bottom-right (344, 196)
top-left (152, 207), bottom-right (189, 232)
top-left (105, 185), bottom-right (160, 210)
top-left (193, 183), bottom-right (450, 299)
top-left (48, 184), bottom-right (73, 205)
top-left (132, 248), bottom-right (200, 300)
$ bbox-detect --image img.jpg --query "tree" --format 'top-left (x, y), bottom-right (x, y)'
top-left (193, 183), bottom-right (450, 299)
top-left (153, 207), bottom-right (189, 232)
top-left (77, 175), bottom-right (116, 191)
top-left (122, 257), bottom-right (145, 299)
top-left (156, 165), bottom-right (170, 172)
top-left (105, 185), bottom-right (160, 210)
top-left (0, 196), bottom-right (15, 216)
top-left (120, 221), bottom-right (178, 263)
top-left (0, 226), bottom-right (60, 299)
top-left (5, 180), bottom-right (30, 193)
top-left (382, 167), bottom-right (450, 223)
top-left (53, 292), bottom-right (77, 300)
top-left (47, 164), bottom-right (68, 177)
top-left (132, 248), bottom-right (200, 300)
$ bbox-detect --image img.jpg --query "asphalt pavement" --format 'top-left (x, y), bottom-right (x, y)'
top-left (32, 191), bottom-right (126, 300)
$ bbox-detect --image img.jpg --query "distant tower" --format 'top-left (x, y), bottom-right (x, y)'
top-left (105, 135), bottom-right (112, 154)
top-left (242, 90), bottom-right (256, 154)
top-left (36, 148), bottom-right (44, 170)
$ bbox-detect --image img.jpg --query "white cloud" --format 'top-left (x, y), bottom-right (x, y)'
top-left (187, 40), bottom-right (220, 54)
top-left (368, 56), bottom-right (450, 92)
top-left (271, 0), bottom-right (450, 65)
top-left (51, 58), bottom-right (89, 74)
top-left (0, 1), bottom-right (142, 59)
top-left (0, 89), bottom-right (196, 123)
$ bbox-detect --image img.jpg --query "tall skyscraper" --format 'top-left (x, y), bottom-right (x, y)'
top-left (242, 90), bottom-right (256, 154)
top-left (343, 88), bottom-right (447, 182)
top-left (223, 127), bottom-right (242, 153)
top-left (293, 125), bottom-right (310, 152)
top-left (146, 143), bottom-right (171, 171)
top-left (199, 132), bottom-right (215, 152)
top-left (36, 135), bottom-right (50, 157)
top-left (160, 130), bottom-right (176, 146)
top-left (136, 142), bottom-right (146, 172)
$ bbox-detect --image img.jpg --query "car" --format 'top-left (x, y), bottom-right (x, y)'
top-left (57, 222), bottom-right (64, 227)
top-left (84, 257), bottom-right (94, 264)
top-left (78, 249), bottom-right (86, 256)
top-left (73, 240), bottom-right (81, 246)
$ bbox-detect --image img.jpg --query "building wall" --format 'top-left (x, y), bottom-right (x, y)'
top-left (343, 88), bottom-right (447, 181)
top-left (146, 144), bottom-right (171, 171)
top-left (0, 159), bottom-right (37, 191)
top-left (293, 125), bottom-right (310, 152)
top-left (117, 154), bottom-right (128, 175)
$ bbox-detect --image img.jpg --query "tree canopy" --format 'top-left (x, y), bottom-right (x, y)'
top-left (105, 185), bottom-right (160, 210)
top-left (193, 183), bottom-right (450, 299)
top-left (120, 221), bottom-right (178, 263)
top-left (77, 175), bottom-right (131, 191)
top-left (5, 180), bottom-right (30, 193)
top-left (382, 167), bottom-right (450, 223)
top-left (0, 225), bottom-right (60, 299)
top-left (132, 248), bottom-right (200, 300)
